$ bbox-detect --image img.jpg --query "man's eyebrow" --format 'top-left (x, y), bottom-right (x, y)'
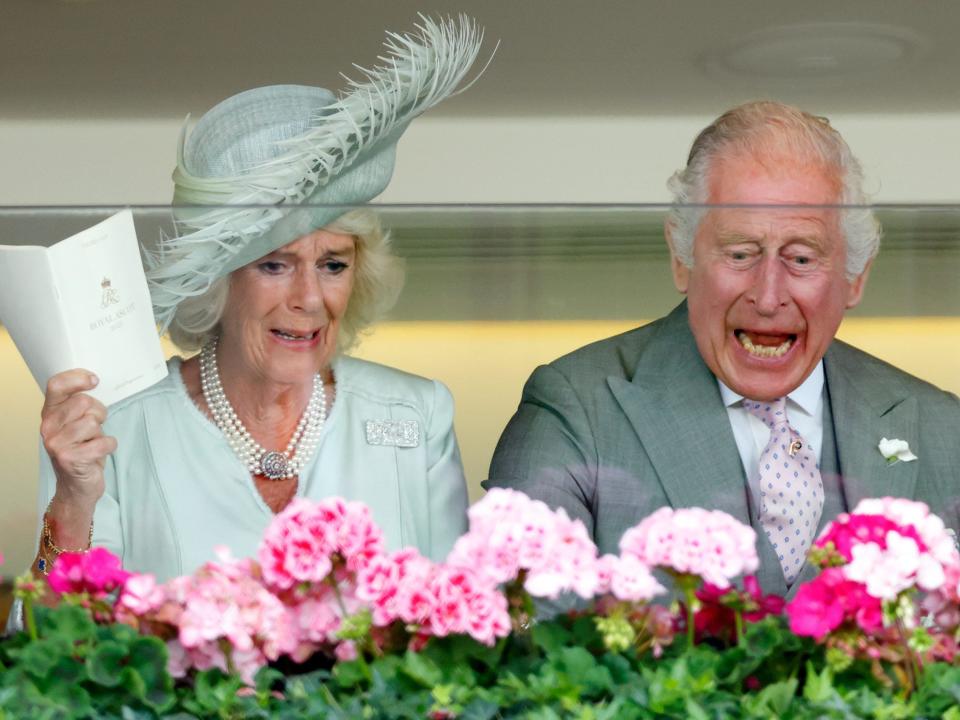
top-left (714, 231), bottom-right (761, 245)
top-left (782, 234), bottom-right (828, 251)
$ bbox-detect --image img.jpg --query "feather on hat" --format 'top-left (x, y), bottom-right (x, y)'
top-left (146, 14), bottom-right (488, 331)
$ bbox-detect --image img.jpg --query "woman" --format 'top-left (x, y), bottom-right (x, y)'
top-left (32, 16), bottom-right (486, 584)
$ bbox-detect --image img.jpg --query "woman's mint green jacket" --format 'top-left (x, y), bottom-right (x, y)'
top-left (37, 355), bottom-right (469, 581)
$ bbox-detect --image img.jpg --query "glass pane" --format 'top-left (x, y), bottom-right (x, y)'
top-left (1, 203), bottom-right (958, 577)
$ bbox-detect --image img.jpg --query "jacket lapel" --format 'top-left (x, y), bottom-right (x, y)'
top-left (606, 305), bottom-right (752, 526)
top-left (825, 342), bottom-right (920, 509)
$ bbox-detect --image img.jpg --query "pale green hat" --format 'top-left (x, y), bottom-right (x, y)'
top-left (146, 15), bottom-right (487, 331)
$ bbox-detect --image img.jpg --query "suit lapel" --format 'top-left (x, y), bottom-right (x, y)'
top-left (606, 305), bottom-right (752, 526)
top-left (825, 343), bottom-right (920, 509)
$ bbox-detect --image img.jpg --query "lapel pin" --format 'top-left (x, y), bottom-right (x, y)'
top-left (788, 439), bottom-right (803, 457)
top-left (365, 419), bottom-right (420, 448)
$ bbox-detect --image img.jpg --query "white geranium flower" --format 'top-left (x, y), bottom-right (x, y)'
top-left (878, 437), bottom-right (918, 465)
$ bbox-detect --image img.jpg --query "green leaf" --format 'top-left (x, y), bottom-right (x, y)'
top-left (683, 697), bottom-right (710, 720)
top-left (599, 653), bottom-right (635, 686)
top-left (531, 620), bottom-right (572, 655)
top-left (802, 660), bottom-right (835, 704)
top-left (120, 703), bottom-right (158, 720)
top-left (744, 677), bottom-right (798, 715)
top-left (87, 640), bottom-right (128, 686)
top-left (43, 681), bottom-right (95, 718)
top-left (10, 641), bottom-right (61, 680)
top-left (126, 637), bottom-right (175, 711)
top-left (333, 659), bottom-right (369, 689)
top-left (400, 650), bottom-right (443, 687)
top-left (255, 665), bottom-right (286, 693)
top-left (187, 668), bottom-right (243, 715)
top-left (556, 647), bottom-right (596, 679)
top-left (37, 604), bottom-right (96, 645)
top-left (459, 698), bottom-right (500, 720)
top-left (943, 707), bottom-right (960, 720)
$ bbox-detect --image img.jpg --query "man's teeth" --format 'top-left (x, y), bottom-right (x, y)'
top-left (275, 330), bottom-right (316, 341)
top-left (737, 332), bottom-right (793, 358)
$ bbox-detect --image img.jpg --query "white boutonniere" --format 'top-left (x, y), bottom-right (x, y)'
top-left (878, 437), bottom-right (918, 465)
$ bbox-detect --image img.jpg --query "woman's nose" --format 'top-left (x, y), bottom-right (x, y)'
top-left (290, 269), bottom-right (324, 313)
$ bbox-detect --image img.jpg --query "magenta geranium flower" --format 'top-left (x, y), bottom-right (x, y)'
top-left (694, 575), bottom-right (784, 643)
top-left (47, 547), bottom-right (130, 598)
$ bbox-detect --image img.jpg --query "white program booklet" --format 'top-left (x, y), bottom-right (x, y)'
top-left (0, 209), bottom-right (168, 406)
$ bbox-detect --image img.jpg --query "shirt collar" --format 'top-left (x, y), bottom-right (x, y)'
top-left (717, 361), bottom-right (824, 418)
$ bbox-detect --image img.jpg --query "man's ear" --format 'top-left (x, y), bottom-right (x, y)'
top-left (845, 258), bottom-right (873, 309)
top-left (665, 220), bottom-right (690, 294)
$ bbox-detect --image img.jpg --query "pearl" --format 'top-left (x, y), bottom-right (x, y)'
top-left (199, 339), bottom-right (327, 480)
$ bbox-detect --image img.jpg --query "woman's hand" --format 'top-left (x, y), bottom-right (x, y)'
top-left (40, 369), bottom-right (117, 509)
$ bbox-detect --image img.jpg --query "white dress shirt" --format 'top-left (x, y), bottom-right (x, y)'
top-left (718, 362), bottom-right (825, 517)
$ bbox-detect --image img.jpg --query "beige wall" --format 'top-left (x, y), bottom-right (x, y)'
top-left (3, 318), bottom-right (959, 572)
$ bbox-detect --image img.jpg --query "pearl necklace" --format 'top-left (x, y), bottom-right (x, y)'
top-left (199, 340), bottom-right (326, 480)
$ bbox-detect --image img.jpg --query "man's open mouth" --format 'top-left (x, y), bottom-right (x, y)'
top-left (735, 330), bottom-right (796, 358)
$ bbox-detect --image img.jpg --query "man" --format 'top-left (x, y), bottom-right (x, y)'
top-left (487, 101), bottom-right (960, 596)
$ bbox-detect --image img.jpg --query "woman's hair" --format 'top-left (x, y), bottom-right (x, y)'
top-left (665, 101), bottom-right (880, 280)
top-left (167, 208), bottom-right (405, 352)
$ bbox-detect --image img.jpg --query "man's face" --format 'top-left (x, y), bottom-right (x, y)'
top-left (671, 151), bottom-right (871, 401)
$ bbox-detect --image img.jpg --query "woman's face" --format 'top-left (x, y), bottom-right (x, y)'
top-left (219, 229), bottom-right (357, 387)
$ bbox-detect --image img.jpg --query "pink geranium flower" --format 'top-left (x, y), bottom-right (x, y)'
top-left (258, 498), bottom-right (384, 591)
top-left (424, 565), bottom-right (510, 646)
top-left (163, 550), bottom-right (298, 684)
top-left (602, 554), bottom-right (666, 603)
top-left (356, 548), bottom-right (435, 626)
top-left (357, 548), bottom-right (510, 647)
top-left (117, 573), bottom-right (166, 616)
top-left (447, 488), bottom-right (602, 599)
top-left (619, 507), bottom-right (758, 589)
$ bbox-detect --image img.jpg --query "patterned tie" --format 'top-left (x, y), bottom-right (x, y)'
top-left (744, 398), bottom-right (824, 584)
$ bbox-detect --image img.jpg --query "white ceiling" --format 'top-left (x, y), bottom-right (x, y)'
top-left (3, 0), bottom-right (959, 120)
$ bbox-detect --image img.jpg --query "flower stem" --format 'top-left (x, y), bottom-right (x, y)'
top-left (326, 574), bottom-right (350, 617)
top-left (734, 608), bottom-right (744, 646)
top-left (23, 597), bottom-right (37, 642)
top-left (896, 617), bottom-right (920, 696)
top-left (671, 573), bottom-right (699, 648)
top-left (324, 573), bottom-right (378, 673)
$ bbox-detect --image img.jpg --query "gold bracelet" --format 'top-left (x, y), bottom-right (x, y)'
top-left (37, 545), bottom-right (53, 576)
top-left (37, 501), bottom-right (94, 574)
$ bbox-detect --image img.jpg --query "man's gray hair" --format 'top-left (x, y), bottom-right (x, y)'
top-left (167, 208), bottom-right (404, 352)
top-left (665, 101), bottom-right (880, 280)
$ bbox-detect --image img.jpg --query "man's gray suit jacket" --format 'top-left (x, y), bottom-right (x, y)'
top-left (487, 302), bottom-right (960, 597)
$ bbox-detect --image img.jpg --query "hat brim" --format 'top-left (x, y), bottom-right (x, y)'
top-left (146, 15), bottom-right (486, 331)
